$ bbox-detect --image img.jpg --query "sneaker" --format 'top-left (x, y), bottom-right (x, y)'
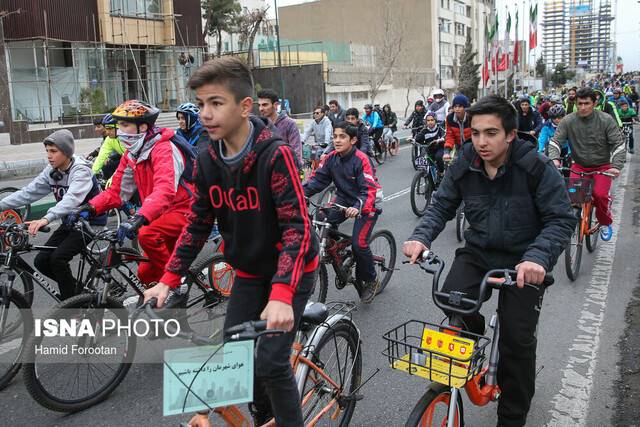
top-left (600, 224), bottom-right (613, 241)
top-left (359, 278), bottom-right (380, 304)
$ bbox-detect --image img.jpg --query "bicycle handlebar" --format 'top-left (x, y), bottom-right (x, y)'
top-left (405, 251), bottom-right (553, 315)
top-left (558, 167), bottom-right (616, 177)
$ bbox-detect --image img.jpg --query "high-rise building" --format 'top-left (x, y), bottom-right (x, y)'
top-left (541, 0), bottom-right (615, 72)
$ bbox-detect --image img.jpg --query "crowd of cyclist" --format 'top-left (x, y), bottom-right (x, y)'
top-left (0, 57), bottom-right (637, 427)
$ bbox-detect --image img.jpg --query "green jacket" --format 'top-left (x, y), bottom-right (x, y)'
top-left (617, 107), bottom-right (637, 122)
top-left (594, 89), bottom-right (623, 127)
top-left (91, 137), bottom-right (125, 174)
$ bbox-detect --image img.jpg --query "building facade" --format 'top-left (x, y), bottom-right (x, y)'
top-left (1, 0), bottom-right (204, 123)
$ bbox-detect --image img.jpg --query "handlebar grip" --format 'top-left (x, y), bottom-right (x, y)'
top-left (39, 225), bottom-right (51, 233)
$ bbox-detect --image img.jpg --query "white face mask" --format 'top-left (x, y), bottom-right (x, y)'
top-left (117, 129), bottom-right (146, 154)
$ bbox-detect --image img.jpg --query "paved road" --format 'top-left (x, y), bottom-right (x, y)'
top-left (1, 139), bottom-right (639, 426)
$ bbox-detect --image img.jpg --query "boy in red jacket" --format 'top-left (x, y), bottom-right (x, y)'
top-left (143, 57), bottom-right (318, 427)
top-left (444, 94), bottom-right (473, 161)
top-left (75, 100), bottom-right (194, 286)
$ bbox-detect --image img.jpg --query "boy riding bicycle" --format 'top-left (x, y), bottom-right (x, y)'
top-left (0, 130), bottom-right (106, 300)
top-left (403, 95), bottom-right (576, 427)
top-left (143, 57), bottom-right (318, 427)
top-left (304, 121), bottom-right (383, 304)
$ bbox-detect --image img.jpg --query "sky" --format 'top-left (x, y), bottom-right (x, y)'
top-left (268, 0), bottom-right (640, 71)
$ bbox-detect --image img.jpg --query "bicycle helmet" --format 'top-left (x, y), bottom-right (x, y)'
top-left (550, 94), bottom-right (562, 104)
top-left (432, 89), bottom-right (445, 97)
top-left (176, 102), bottom-right (200, 130)
top-left (548, 104), bottom-right (566, 119)
top-left (101, 113), bottom-right (117, 129)
top-left (111, 99), bottom-right (160, 126)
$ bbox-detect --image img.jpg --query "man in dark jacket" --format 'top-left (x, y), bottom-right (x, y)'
top-left (517, 95), bottom-right (543, 136)
top-left (328, 100), bottom-right (346, 126)
top-left (403, 100), bottom-right (427, 136)
top-left (403, 95), bottom-right (576, 427)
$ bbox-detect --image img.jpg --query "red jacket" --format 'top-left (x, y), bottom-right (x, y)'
top-left (89, 128), bottom-right (193, 222)
top-left (444, 112), bottom-right (472, 150)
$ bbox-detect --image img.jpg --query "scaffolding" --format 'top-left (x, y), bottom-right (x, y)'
top-left (4, 1), bottom-right (203, 126)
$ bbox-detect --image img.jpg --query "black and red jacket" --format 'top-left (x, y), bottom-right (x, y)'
top-left (161, 116), bottom-right (318, 305)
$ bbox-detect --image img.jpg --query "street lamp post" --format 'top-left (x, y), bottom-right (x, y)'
top-left (273, 0), bottom-right (285, 102)
top-left (438, 22), bottom-right (442, 88)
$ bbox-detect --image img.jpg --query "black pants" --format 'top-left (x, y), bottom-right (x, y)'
top-left (442, 246), bottom-right (545, 427)
top-left (34, 227), bottom-right (85, 300)
top-left (325, 207), bottom-right (379, 283)
top-left (224, 271), bottom-right (315, 427)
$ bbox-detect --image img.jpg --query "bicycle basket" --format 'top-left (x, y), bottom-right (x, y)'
top-left (382, 320), bottom-right (490, 388)
top-left (565, 178), bottom-right (594, 204)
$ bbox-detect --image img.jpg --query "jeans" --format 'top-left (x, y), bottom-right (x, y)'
top-left (223, 271), bottom-right (315, 426)
top-left (441, 246), bottom-right (545, 427)
top-left (34, 227), bottom-right (86, 300)
top-left (325, 207), bottom-right (379, 282)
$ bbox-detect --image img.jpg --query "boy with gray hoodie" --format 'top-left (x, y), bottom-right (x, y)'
top-left (0, 129), bottom-right (106, 300)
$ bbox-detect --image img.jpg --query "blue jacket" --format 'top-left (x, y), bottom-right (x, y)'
top-left (177, 121), bottom-right (210, 154)
top-left (303, 147), bottom-right (382, 214)
top-left (539, 120), bottom-right (570, 154)
top-left (362, 111), bottom-right (383, 129)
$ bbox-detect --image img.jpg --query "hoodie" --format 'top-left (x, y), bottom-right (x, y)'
top-left (0, 156), bottom-right (106, 225)
top-left (162, 116), bottom-right (318, 305)
top-left (273, 111), bottom-right (303, 168)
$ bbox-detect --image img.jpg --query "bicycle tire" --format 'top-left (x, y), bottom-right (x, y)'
top-left (310, 262), bottom-right (328, 304)
top-left (455, 203), bottom-right (466, 243)
top-left (0, 187), bottom-right (31, 222)
top-left (585, 206), bottom-right (599, 253)
top-left (565, 207), bottom-right (583, 281)
top-left (405, 383), bottom-right (463, 427)
top-left (410, 171), bottom-right (433, 217)
top-left (22, 294), bottom-right (135, 412)
top-left (300, 320), bottom-right (362, 426)
top-left (6, 260), bottom-right (36, 307)
top-left (369, 229), bottom-right (396, 294)
top-left (0, 288), bottom-right (32, 391)
top-left (373, 145), bottom-right (385, 165)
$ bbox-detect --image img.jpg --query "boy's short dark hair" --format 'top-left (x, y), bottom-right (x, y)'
top-left (188, 57), bottom-right (254, 102)
top-left (576, 87), bottom-right (597, 102)
top-left (333, 121), bottom-right (358, 139)
top-left (257, 88), bottom-right (279, 104)
top-left (466, 95), bottom-right (518, 134)
top-left (329, 99), bottom-right (339, 106)
top-left (345, 107), bottom-right (359, 117)
top-left (314, 105), bottom-right (327, 113)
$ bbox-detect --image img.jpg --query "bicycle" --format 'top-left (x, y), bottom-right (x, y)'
top-left (301, 142), bottom-right (327, 181)
top-left (20, 219), bottom-right (234, 412)
top-left (442, 145), bottom-right (467, 243)
top-left (0, 187), bottom-right (31, 223)
top-left (382, 127), bottom-right (400, 157)
top-left (308, 198), bottom-right (396, 304)
top-left (383, 251), bottom-right (552, 426)
top-left (410, 139), bottom-right (445, 217)
top-left (560, 168), bottom-right (615, 281)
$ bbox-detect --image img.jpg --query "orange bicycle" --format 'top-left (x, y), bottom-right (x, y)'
top-left (140, 298), bottom-right (364, 427)
top-left (560, 168), bottom-right (615, 281)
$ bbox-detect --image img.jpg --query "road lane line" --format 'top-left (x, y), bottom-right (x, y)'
top-left (383, 187), bottom-right (411, 202)
top-left (546, 165), bottom-right (630, 427)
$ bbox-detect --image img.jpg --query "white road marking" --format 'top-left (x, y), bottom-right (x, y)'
top-left (383, 187), bottom-right (411, 202)
top-left (546, 165), bottom-right (630, 427)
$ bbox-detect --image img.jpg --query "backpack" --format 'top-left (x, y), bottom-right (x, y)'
top-left (169, 133), bottom-right (197, 194)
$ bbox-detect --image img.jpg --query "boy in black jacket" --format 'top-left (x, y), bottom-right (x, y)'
top-left (144, 57), bottom-right (318, 427)
top-left (304, 121), bottom-right (382, 303)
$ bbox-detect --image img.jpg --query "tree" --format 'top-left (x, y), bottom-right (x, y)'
top-left (202, 0), bottom-right (242, 56)
top-left (535, 56), bottom-right (546, 77)
top-left (368, 0), bottom-right (405, 103)
top-left (236, 7), bottom-right (268, 68)
top-left (456, 33), bottom-right (481, 100)
top-left (550, 63), bottom-right (576, 87)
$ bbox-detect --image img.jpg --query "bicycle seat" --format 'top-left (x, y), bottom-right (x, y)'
top-left (116, 246), bottom-right (149, 262)
top-left (301, 302), bottom-right (329, 325)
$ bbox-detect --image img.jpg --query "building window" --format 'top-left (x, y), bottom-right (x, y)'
top-left (455, 23), bottom-right (466, 36)
top-left (454, 1), bottom-right (466, 15)
top-left (110, 0), bottom-right (163, 20)
top-left (440, 0), bottom-right (451, 9)
top-left (440, 42), bottom-right (452, 57)
top-left (439, 18), bottom-right (451, 33)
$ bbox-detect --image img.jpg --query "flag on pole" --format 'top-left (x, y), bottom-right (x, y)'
top-left (529, 3), bottom-right (538, 50)
top-left (490, 13), bottom-right (499, 74)
top-left (483, 18), bottom-right (490, 86)
top-left (498, 11), bottom-right (511, 71)
top-left (513, 9), bottom-right (519, 65)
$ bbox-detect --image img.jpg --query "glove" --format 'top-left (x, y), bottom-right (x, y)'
top-left (116, 214), bottom-right (146, 244)
top-left (65, 204), bottom-right (96, 226)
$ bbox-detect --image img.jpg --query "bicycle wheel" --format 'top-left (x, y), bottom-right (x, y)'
top-left (0, 288), bottom-right (32, 391)
top-left (405, 383), bottom-right (463, 427)
top-left (389, 137), bottom-right (400, 156)
top-left (0, 187), bottom-right (31, 222)
top-left (369, 230), bottom-right (396, 294)
top-left (585, 206), bottom-right (599, 253)
top-left (310, 262), bottom-right (329, 304)
top-left (455, 203), bottom-right (466, 243)
top-left (184, 253), bottom-right (234, 338)
top-left (312, 185), bottom-right (336, 224)
top-left (4, 261), bottom-right (36, 307)
top-left (300, 320), bottom-right (362, 426)
top-left (565, 207), bottom-right (583, 281)
top-left (22, 294), bottom-right (135, 412)
top-left (410, 171), bottom-right (433, 217)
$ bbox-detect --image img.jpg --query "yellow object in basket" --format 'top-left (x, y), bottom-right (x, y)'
top-left (391, 328), bottom-right (476, 388)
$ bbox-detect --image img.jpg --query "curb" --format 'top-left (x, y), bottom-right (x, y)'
top-left (0, 159), bottom-right (48, 180)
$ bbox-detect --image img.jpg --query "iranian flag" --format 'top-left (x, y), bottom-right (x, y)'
top-left (529, 3), bottom-right (538, 50)
top-left (513, 9), bottom-right (519, 65)
top-left (498, 12), bottom-right (511, 71)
